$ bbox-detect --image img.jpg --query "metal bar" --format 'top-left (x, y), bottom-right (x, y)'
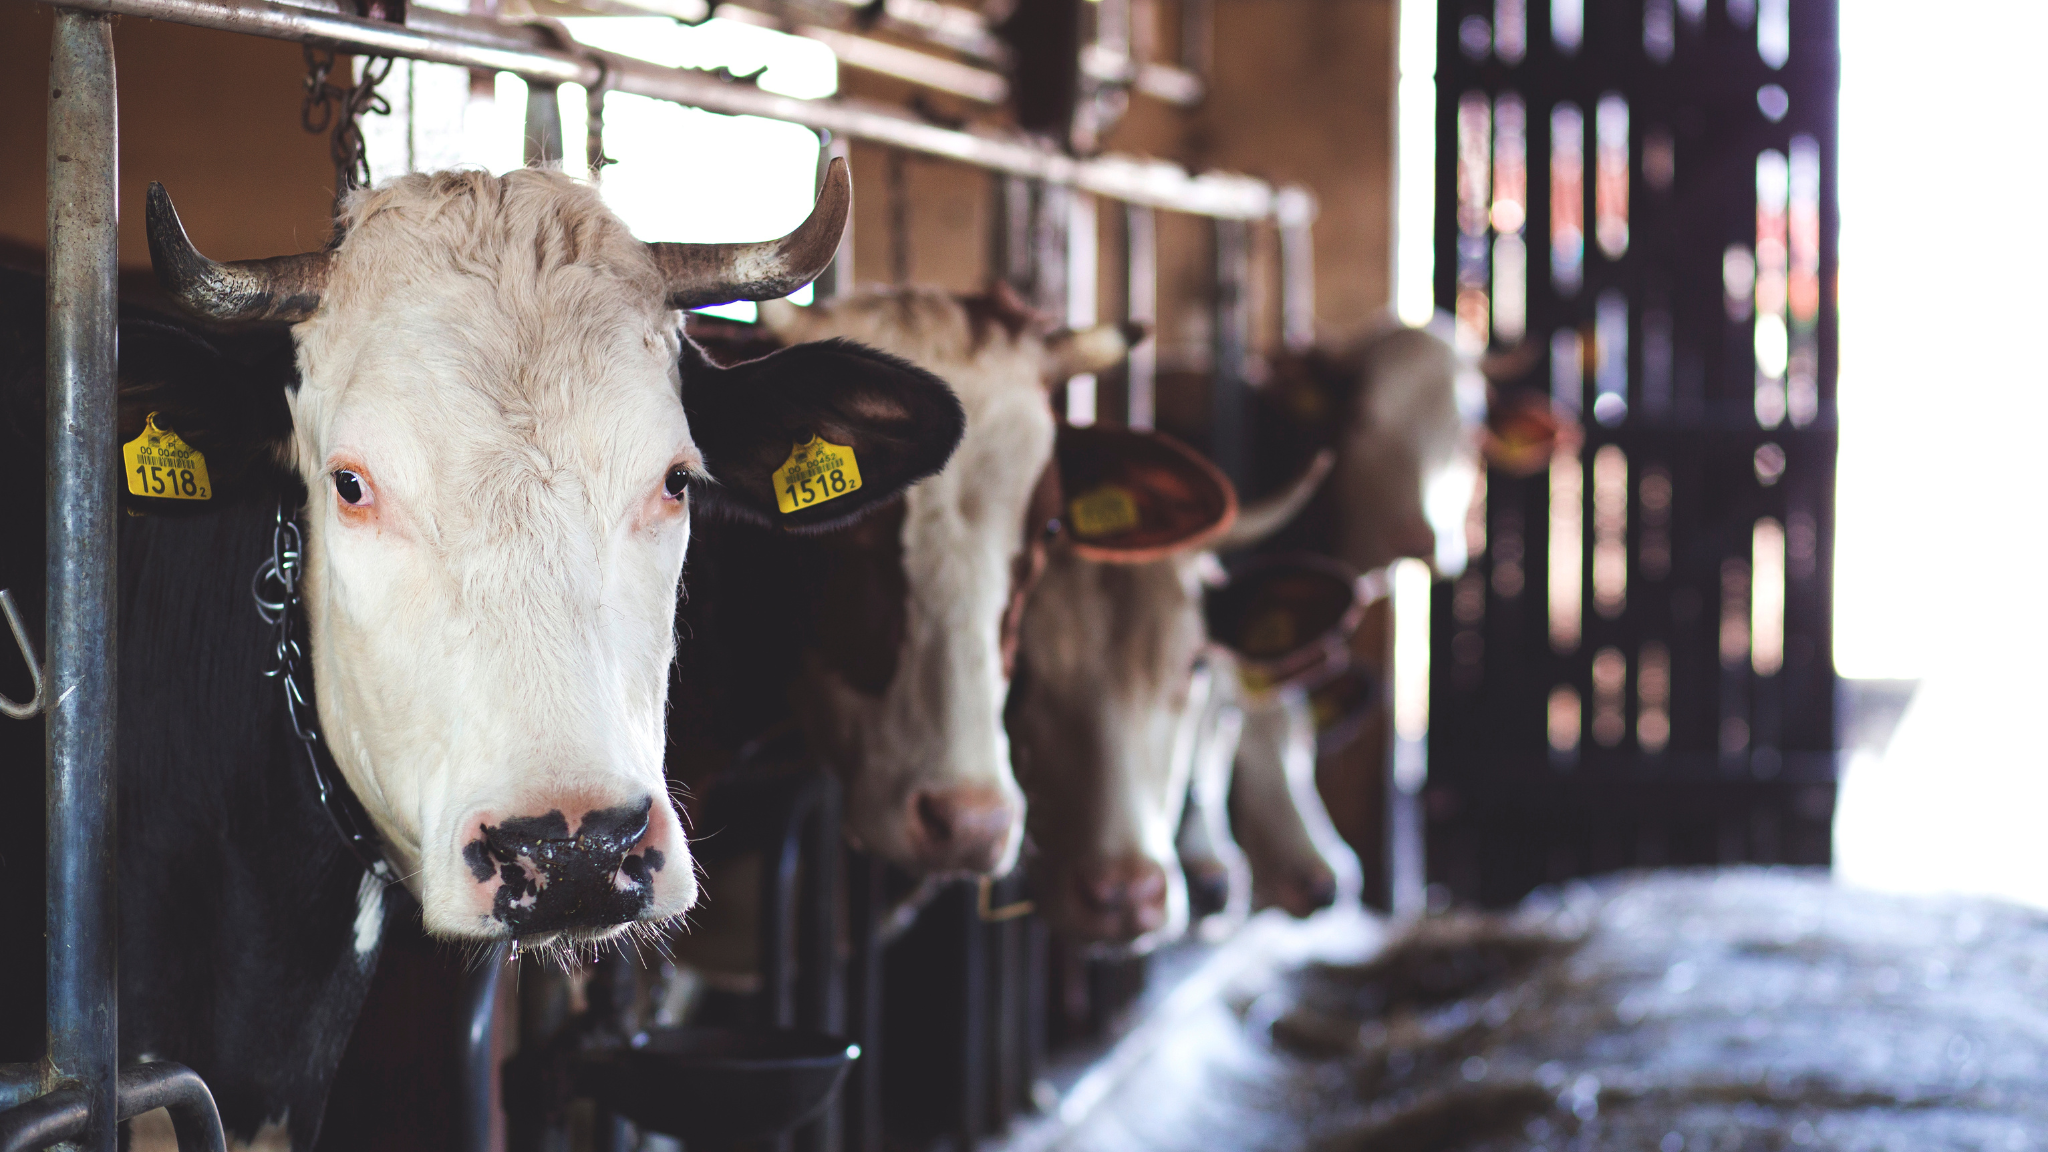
top-left (955, 884), bottom-right (986, 1150)
top-left (43, 12), bottom-right (120, 1152)
top-left (713, 7), bottom-right (1008, 104)
top-left (1124, 203), bottom-right (1156, 430)
top-left (792, 778), bottom-right (841, 1152)
top-left (34, 0), bottom-right (1284, 219)
top-left (455, 943), bottom-right (509, 1152)
top-left (1210, 217), bottom-right (1250, 487)
top-left (812, 133), bottom-right (852, 300)
top-left (1063, 190), bottom-right (1098, 427)
top-left (1276, 186), bottom-right (1317, 353)
top-left (842, 853), bottom-right (884, 1152)
top-left (522, 81), bottom-right (563, 168)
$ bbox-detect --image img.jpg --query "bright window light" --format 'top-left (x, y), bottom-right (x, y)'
top-left (1833, 0), bottom-right (2048, 909)
top-left (1394, 0), bottom-right (1438, 326)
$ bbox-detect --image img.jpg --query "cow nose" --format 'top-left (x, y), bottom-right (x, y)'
top-left (904, 786), bottom-right (1019, 874)
top-left (1277, 868), bottom-right (1340, 918)
top-left (1071, 858), bottom-right (1169, 940)
top-left (464, 797), bottom-right (671, 936)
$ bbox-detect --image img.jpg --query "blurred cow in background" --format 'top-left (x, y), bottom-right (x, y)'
top-left (1010, 448), bottom-right (1329, 948)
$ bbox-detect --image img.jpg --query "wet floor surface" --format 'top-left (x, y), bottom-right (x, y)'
top-left (1041, 869), bottom-right (2048, 1152)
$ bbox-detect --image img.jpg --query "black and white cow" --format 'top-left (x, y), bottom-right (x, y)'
top-left (0, 160), bottom-right (964, 1148)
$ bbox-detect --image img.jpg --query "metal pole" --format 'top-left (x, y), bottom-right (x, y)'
top-left (455, 943), bottom-right (509, 1152)
top-left (44, 10), bottom-right (120, 1152)
top-left (1211, 217), bottom-right (1250, 488)
top-left (1124, 203), bottom-right (1156, 430)
top-left (1276, 186), bottom-right (1317, 354)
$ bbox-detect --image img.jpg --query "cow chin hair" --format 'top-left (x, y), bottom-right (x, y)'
top-left (460, 916), bottom-right (682, 975)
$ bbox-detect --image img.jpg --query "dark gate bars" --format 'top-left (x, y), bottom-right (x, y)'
top-left (0, 11), bottom-right (230, 1152)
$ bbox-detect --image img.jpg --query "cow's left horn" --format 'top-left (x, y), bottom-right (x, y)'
top-left (147, 183), bottom-right (334, 324)
top-left (649, 156), bottom-right (851, 310)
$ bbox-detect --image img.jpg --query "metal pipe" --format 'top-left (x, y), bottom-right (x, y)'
top-left (1124, 203), bottom-right (1156, 430)
top-left (1276, 186), bottom-right (1317, 353)
top-left (522, 81), bottom-right (564, 167)
top-left (455, 944), bottom-right (509, 1152)
top-left (1210, 216), bottom-right (1250, 487)
top-left (43, 12), bottom-right (121, 1151)
top-left (35, 0), bottom-right (1285, 219)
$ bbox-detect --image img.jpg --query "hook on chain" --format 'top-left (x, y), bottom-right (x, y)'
top-left (0, 589), bottom-right (47, 721)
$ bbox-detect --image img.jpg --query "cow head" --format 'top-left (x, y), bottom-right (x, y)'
top-left (1012, 446), bottom-right (1334, 947)
top-left (756, 285), bottom-right (1139, 875)
top-left (1272, 325), bottom-right (1480, 575)
top-left (142, 162), bottom-right (964, 949)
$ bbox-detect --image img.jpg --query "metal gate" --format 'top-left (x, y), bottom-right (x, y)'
top-left (1425, 0), bottom-right (1840, 907)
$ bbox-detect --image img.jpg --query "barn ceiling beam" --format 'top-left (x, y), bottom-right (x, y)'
top-left (41, 0), bottom-right (1295, 220)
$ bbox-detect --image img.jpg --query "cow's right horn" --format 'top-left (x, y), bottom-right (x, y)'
top-left (146, 183), bottom-right (334, 324)
top-left (648, 156), bottom-right (851, 310)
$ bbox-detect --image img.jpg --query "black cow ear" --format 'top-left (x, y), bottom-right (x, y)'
top-left (682, 337), bottom-right (966, 532)
top-left (116, 320), bottom-right (297, 516)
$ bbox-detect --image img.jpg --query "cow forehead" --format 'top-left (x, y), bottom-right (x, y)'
top-left (1028, 555), bottom-right (1205, 693)
top-left (290, 169), bottom-right (690, 518)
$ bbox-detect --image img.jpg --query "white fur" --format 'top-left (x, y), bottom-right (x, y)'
top-left (1332, 325), bottom-right (1481, 575)
top-left (1226, 676), bottom-right (1363, 913)
top-left (289, 170), bottom-right (695, 938)
top-left (762, 291), bottom-right (1061, 874)
top-left (1011, 551), bottom-right (1210, 947)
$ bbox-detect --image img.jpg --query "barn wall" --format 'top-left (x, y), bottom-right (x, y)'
top-left (0, 6), bottom-right (336, 272)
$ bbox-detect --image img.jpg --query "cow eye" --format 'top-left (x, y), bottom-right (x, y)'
top-left (333, 469), bottom-right (367, 506)
top-left (663, 466), bottom-right (690, 501)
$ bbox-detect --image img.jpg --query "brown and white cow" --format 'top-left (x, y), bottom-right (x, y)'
top-left (0, 160), bottom-right (969, 1147)
top-left (1008, 439), bottom-right (1330, 947)
top-left (670, 286), bottom-right (1141, 878)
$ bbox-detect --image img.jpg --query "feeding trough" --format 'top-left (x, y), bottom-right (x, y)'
top-left (576, 1027), bottom-right (859, 1144)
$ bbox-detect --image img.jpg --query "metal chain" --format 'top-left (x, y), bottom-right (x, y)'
top-left (302, 46), bottom-right (395, 209)
top-left (251, 504), bottom-right (396, 883)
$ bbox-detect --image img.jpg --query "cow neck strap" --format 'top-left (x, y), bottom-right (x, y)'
top-left (253, 504), bottom-right (396, 886)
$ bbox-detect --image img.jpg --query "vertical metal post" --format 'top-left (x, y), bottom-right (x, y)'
top-left (44, 11), bottom-right (120, 1152)
top-left (521, 81), bottom-right (563, 168)
top-left (1211, 217), bottom-right (1251, 488)
top-left (455, 943), bottom-right (509, 1152)
top-left (1063, 191), bottom-right (1098, 426)
top-left (1124, 204), bottom-right (1156, 430)
top-left (993, 175), bottom-right (1033, 296)
top-left (1276, 187), bottom-right (1318, 354)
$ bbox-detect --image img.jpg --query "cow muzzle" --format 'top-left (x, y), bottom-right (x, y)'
top-left (460, 796), bottom-right (689, 939)
top-left (1057, 856), bottom-right (1171, 945)
top-left (902, 785), bottom-right (1021, 875)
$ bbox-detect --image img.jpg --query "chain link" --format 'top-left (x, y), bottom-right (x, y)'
top-left (303, 46), bottom-right (395, 208)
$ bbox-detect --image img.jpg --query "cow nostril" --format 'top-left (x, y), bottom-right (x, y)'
top-left (914, 792), bottom-right (955, 848)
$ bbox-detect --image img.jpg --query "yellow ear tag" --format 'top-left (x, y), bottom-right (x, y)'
top-left (1067, 484), bottom-right (1139, 538)
top-left (772, 434), bottom-right (863, 514)
top-left (1241, 608), bottom-right (1298, 657)
top-left (123, 412), bottom-right (212, 501)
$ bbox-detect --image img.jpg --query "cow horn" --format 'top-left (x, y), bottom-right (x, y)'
top-left (649, 156), bottom-right (851, 310)
top-left (146, 183), bottom-right (334, 324)
top-left (1213, 449), bottom-right (1335, 552)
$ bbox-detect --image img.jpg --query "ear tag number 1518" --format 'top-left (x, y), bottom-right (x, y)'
top-left (773, 435), bottom-right (863, 514)
top-left (123, 412), bottom-right (212, 501)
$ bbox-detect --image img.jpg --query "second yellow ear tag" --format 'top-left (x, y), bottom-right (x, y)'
top-left (773, 435), bottom-right (863, 514)
top-left (1067, 485), bottom-right (1139, 538)
top-left (123, 412), bottom-right (212, 501)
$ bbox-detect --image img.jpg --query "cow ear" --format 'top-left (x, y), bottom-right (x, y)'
top-left (683, 337), bottom-right (966, 532)
top-left (116, 320), bottom-right (297, 516)
top-left (1204, 553), bottom-right (1368, 690)
top-left (1054, 425), bottom-right (1237, 562)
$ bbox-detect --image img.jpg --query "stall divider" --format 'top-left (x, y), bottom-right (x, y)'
top-left (43, 11), bottom-right (123, 1151)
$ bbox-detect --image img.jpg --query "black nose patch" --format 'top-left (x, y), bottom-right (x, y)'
top-left (461, 798), bottom-right (666, 936)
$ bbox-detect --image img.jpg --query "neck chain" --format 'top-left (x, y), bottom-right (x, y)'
top-left (253, 504), bottom-right (395, 886)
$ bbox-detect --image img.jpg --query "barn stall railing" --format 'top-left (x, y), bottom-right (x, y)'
top-left (4, 1), bottom-right (1340, 1149)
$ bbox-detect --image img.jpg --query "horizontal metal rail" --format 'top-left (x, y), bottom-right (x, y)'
top-left (41, 0), bottom-right (1296, 220)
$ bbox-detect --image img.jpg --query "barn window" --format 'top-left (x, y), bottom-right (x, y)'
top-left (357, 13), bottom-right (835, 321)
